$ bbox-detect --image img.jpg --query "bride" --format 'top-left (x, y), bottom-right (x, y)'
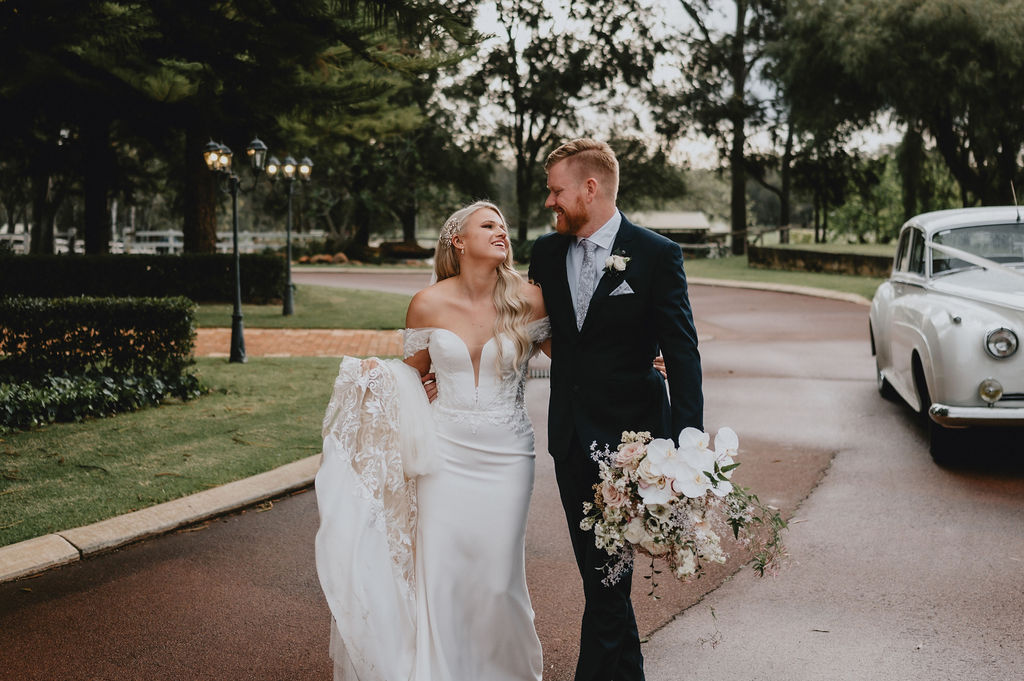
top-left (315, 200), bottom-right (550, 680)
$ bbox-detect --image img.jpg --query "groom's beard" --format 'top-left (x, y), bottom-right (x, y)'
top-left (554, 197), bottom-right (589, 236)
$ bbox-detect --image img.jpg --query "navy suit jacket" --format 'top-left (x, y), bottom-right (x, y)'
top-left (528, 213), bottom-right (703, 460)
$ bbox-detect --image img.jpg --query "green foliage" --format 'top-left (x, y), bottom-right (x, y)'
top-left (451, 0), bottom-right (663, 242)
top-left (0, 296), bottom-right (203, 432)
top-left (0, 296), bottom-right (196, 380)
top-left (0, 0), bottom-right (480, 254)
top-left (0, 254), bottom-right (286, 304)
top-left (780, 0), bottom-right (1024, 206)
top-left (825, 148), bottom-right (960, 244)
top-left (0, 372), bottom-right (201, 432)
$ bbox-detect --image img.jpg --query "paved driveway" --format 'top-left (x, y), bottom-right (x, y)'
top-left (1, 279), bottom-right (1020, 681)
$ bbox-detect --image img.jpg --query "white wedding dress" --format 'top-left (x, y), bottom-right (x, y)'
top-left (315, 319), bottom-right (549, 681)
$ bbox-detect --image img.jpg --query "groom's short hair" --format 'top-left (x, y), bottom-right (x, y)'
top-left (546, 138), bottom-right (619, 201)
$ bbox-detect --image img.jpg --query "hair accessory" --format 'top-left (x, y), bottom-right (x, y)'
top-left (440, 215), bottom-right (461, 244)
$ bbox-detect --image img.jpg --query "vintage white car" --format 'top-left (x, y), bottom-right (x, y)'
top-left (869, 206), bottom-right (1024, 462)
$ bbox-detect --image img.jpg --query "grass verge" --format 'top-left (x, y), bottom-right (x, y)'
top-left (684, 255), bottom-right (885, 300)
top-left (194, 284), bottom-right (410, 329)
top-left (0, 357), bottom-right (340, 547)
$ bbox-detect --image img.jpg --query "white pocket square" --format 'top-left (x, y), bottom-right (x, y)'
top-left (610, 281), bottom-right (634, 296)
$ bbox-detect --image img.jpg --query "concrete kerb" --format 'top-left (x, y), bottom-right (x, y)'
top-left (0, 455), bottom-right (320, 584)
top-left (688, 276), bottom-right (872, 307)
top-left (0, 277), bottom-right (869, 585)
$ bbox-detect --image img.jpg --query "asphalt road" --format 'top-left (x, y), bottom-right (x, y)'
top-left (2, 273), bottom-right (1021, 681)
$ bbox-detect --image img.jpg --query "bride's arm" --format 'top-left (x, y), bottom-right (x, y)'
top-left (523, 280), bottom-right (551, 357)
top-left (404, 289), bottom-right (437, 401)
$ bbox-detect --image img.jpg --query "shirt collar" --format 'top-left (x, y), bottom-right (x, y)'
top-left (577, 210), bottom-right (621, 250)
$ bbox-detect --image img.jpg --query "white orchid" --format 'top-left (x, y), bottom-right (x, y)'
top-left (637, 477), bottom-right (676, 505)
top-left (678, 426), bottom-right (710, 452)
top-left (668, 459), bottom-right (713, 498)
top-left (707, 427), bottom-right (740, 497)
top-left (643, 437), bottom-right (677, 471)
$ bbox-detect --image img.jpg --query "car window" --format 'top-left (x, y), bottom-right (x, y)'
top-left (907, 229), bottom-right (926, 275)
top-left (894, 229), bottom-right (911, 272)
top-left (933, 223), bottom-right (1024, 274)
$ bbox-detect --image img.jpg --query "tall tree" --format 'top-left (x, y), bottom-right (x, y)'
top-left (0, 0), bottom-right (476, 254)
top-left (453, 0), bottom-right (661, 243)
top-left (656, 0), bottom-right (784, 255)
top-left (780, 0), bottom-right (1024, 208)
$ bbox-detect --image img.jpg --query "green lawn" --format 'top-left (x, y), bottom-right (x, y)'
top-left (0, 357), bottom-right (339, 547)
top-left (194, 283), bottom-right (410, 329)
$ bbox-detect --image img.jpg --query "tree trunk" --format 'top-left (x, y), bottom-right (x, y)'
top-left (182, 127), bottom-right (218, 253)
top-left (29, 171), bottom-right (59, 255)
top-left (515, 158), bottom-right (532, 244)
top-left (398, 193), bottom-right (417, 243)
top-left (83, 117), bottom-right (112, 255)
top-left (728, 0), bottom-right (748, 256)
top-left (779, 122), bottom-right (793, 244)
top-left (897, 127), bottom-right (924, 221)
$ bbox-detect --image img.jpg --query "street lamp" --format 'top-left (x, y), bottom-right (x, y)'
top-left (203, 137), bottom-right (268, 363)
top-left (268, 153), bottom-right (313, 316)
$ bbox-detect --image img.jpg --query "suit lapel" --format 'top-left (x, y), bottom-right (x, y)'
top-left (580, 215), bottom-right (636, 333)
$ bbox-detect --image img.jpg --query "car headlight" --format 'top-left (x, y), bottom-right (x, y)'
top-left (979, 378), bottom-right (1003, 404)
top-left (985, 328), bottom-right (1018, 358)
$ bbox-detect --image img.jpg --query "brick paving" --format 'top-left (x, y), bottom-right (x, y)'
top-left (195, 328), bottom-right (404, 358)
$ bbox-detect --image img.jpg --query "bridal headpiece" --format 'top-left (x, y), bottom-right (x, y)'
top-left (439, 215), bottom-right (461, 245)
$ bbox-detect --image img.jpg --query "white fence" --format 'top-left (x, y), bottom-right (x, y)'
top-left (0, 227), bottom-right (327, 255)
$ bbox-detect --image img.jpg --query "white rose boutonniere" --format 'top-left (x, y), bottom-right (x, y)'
top-left (604, 253), bottom-right (630, 273)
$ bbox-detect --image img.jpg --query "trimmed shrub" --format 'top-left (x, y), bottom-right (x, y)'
top-left (0, 253), bottom-right (286, 303)
top-left (0, 373), bottom-right (199, 431)
top-left (0, 296), bottom-right (203, 431)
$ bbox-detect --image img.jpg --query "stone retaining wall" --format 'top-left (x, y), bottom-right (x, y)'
top-left (748, 245), bottom-right (893, 277)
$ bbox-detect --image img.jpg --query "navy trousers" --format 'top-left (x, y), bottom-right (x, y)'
top-left (554, 433), bottom-right (645, 681)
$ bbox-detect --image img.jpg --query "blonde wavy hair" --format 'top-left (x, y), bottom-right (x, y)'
top-left (434, 201), bottom-right (533, 375)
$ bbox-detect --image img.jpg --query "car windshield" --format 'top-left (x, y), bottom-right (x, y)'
top-left (931, 223), bottom-right (1024, 274)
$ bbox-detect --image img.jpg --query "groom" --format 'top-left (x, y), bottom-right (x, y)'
top-left (528, 138), bottom-right (703, 681)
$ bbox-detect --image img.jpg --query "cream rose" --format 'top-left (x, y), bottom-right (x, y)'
top-left (623, 517), bottom-right (649, 544)
top-left (605, 254), bottom-right (629, 271)
top-left (614, 441), bottom-right (645, 469)
top-left (601, 481), bottom-right (628, 507)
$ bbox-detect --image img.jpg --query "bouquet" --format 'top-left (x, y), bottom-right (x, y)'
top-left (581, 427), bottom-right (786, 595)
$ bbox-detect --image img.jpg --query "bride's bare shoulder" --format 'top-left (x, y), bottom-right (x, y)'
top-left (406, 278), bottom-right (454, 327)
top-left (520, 278), bottom-right (547, 320)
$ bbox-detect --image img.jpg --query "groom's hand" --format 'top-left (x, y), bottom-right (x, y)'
top-left (421, 372), bottom-right (438, 402)
top-left (653, 355), bottom-right (667, 379)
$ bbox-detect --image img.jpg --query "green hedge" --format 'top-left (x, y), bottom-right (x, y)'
top-left (0, 373), bottom-right (199, 431)
top-left (0, 253), bottom-right (286, 303)
top-left (0, 296), bottom-right (196, 380)
top-left (0, 297), bottom-right (203, 431)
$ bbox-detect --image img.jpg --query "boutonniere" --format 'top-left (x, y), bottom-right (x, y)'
top-left (604, 250), bottom-right (631, 275)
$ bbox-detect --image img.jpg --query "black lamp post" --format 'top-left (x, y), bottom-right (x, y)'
top-left (203, 137), bottom-right (268, 363)
top-left (266, 154), bottom-right (313, 316)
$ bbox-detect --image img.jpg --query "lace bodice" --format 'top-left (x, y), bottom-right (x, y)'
top-left (402, 318), bottom-right (550, 437)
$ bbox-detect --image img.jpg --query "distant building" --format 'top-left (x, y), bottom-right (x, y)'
top-left (631, 211), bottom-right (711, 244)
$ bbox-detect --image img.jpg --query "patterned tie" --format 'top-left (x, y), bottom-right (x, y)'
top-left (576, 238), bottom-right (597, 330)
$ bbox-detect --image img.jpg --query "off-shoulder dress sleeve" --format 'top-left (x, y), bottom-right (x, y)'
top-left (527, 316), bottom-right (551, 345)
top-left (402, 328), bottom-right (435, 358)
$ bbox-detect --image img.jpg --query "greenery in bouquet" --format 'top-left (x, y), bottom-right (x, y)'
top-left (581, 428), bottom-right (786, 596)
